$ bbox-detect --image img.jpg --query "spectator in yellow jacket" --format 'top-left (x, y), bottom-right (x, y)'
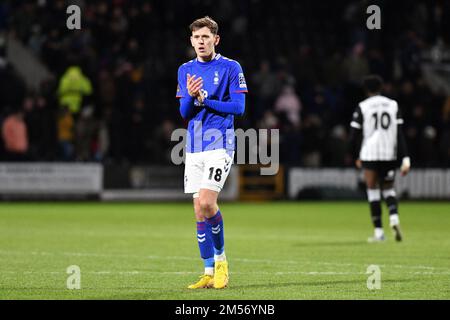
top-left (57, 66), bottom-right (92, 115)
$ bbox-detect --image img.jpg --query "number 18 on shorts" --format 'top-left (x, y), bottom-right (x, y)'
top-left (184, 149), bottom-right (234, 194)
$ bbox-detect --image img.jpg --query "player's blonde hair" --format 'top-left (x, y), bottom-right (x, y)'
top-left (189, 16), bottom-right (219, 35)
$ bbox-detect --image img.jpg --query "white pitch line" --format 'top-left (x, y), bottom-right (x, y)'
top-left (1, 271), bottom-right (198, 275)
top-left (1, 249), bottom-right (449, 273)
top-left (2, 270), bottom-right (450, 276)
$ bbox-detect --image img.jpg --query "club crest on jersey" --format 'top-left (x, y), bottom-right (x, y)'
top-left (238, 73), bottom-right (247, 88)
top-left (214, 71), bottom-right (219, 85)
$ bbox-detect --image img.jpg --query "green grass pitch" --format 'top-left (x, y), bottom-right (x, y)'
top-left (1, 201), bottom-right (449, 300)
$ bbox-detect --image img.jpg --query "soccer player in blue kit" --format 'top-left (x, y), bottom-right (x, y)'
top-left (176, 16), bottom-right (248, 289)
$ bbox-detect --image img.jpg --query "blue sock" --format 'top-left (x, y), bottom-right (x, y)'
top-left (196, 221), bottom-right (214, 269)
top-left (205, 210), bottom-right (225, 255)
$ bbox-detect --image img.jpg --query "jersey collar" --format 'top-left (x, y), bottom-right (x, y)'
top-left (196, 53), bottom-right (221, 65)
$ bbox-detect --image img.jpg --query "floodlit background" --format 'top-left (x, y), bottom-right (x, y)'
top-left (0, 0), bottom-right (449, 300)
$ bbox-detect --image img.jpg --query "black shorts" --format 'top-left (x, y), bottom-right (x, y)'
top-left (361, 161), bottom-right (398, 182)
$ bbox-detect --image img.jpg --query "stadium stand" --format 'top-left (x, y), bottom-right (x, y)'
top-left (0, 0), bottom-right (449, 168)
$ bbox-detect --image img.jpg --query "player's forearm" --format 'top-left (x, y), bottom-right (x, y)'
top-left (179, 96), bottom-right (196, 119)
top-left (203, 94), bottom-right (245, 116)
top-left (349, 128), bottom-right (362, 160)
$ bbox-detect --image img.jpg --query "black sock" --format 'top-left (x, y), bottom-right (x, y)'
top-left (369, 201), bottom-right (382, 228)
top-left (385, 196), bottom-right (398, 216)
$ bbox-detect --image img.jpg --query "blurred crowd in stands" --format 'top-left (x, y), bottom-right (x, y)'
top-left (0, 0), bottom-right (449, 167)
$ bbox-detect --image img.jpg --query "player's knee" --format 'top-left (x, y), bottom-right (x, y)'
top-left (382, 188), bottom-right (396, 199)
top-left (199, 199), bottom-right (216, 216)
top-left (367, 189), bottom-right (381, 202)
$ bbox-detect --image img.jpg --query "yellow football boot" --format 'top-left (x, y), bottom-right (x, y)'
top-left (213, 261), bottom-right (229, 289)
top-left (187, 274), bottom-right (214, 289)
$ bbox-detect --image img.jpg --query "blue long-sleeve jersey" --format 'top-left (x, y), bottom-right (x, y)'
top-left (176, 54), bottom-right (248, 153)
